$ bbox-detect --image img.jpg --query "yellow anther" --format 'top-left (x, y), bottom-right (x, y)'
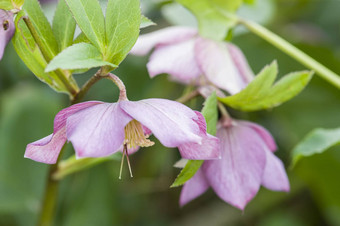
top-left (124, 120), bottom-right (154, 149)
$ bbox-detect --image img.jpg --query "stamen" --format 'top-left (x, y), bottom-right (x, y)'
top-left (124, 120), bottom-right (154, 149)
top-left (118, 144), bottom-right (133, 179)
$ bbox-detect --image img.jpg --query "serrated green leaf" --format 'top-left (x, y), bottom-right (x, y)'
top-left (12, 11), bottom-right (71, 93)
top-left (65, 0), bottom-right (105, 53)
top-left (140, 15), bottom-right (156, 29)
top-left (171, 160), bottom-right (203, 187)
top-left (52, 0), bottom-right (76, 51)
top-left (219, 61), bottom-right (313, 111)
top-left (23, 0), bottom-right (59, 59)
top-left (0, 1), bottom-right (13, 10)
top-left (176, 0), bottom-right (240, 40)
top-left (201, 91), bottom-right (218, 135)
top-left (73, 32), bottom-right (90, 44)
top-left (292, 128), bottom-right (340, 167)
top-left (171, 92), bottom-right (218, 187)
top-left (46, 43), bottom-right (117, 72)
top-left (0, 0), bottom-right (24, 10)
top-left (105, 0), bottom-right (140, 65)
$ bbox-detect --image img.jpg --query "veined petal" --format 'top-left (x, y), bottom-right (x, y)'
top-left (237, 120), bottom-right (277, 152)
top-left (119, 99), bottom-right (202, 148)
top-left (262, 149), bottom-right (290, 192)
top-left (25, 131), bottom-right (66, 164)
top-left (180, 169), bottom-right (210, 207)
top-left (179, 112), bottom-right (220, 160)
top-left (66, 103), bottom-right (133, 158)
top-left (195, 37), bottom-right (249, 95)
top-left (203, 124), bottom-right (266, 210)
top-left (227, 44), bottom-right (254, 83)
top-left (130, 26), bottom-right (197, 55)
top-left (147, 38), bottom-right (202, 81)
top-left (0, 10), bottom-right (15, 60)
top-left (24, 101), bottom-right (102, 164)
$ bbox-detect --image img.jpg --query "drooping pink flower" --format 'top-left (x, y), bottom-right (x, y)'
top-left (0, 9), bottom-right (15, 60)
top-left (25, 83), bottom-right (220, 164)
top-left (180, 118), bottom-right (290, 210)
top-left (130, 26), bottom-right (254, 95)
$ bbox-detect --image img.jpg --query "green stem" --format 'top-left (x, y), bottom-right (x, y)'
top-left (176, 90), bottom-right (199, 103)
top-left (23, 17), bottom-right (78, 96)
top-left (238, 18), bottom-right (340, 89)
top-left (38, 146), bottom-right (66, 226)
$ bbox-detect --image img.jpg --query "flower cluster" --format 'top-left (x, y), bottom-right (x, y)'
top-left (132, 26), bottom-right (290, 209)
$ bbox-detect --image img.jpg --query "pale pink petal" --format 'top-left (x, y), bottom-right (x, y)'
top-left (130, 26), bottom-right (197, 55)
top-left (227, 44), bottom-right (254, 83)
top-left (237, 120), bottom-right (277, 152)
top-left (24, 131), bottom-right (65, 164)
top-left (147, 38), bottom-right (202, 81)
top-left (24, 101), bottom-right (102, 164)
top-left (180, 169), bottom-right (210, 207)
top-left (0, 10), bottom-right (15, 60)
top-left (119, 99), bottom-right (202, 148)
top-left (262, 149), bottom-right (290, 192)
top-left (195, 37), bottom-right (249, 95)
top-left (66, 103), bottom-right (133, 158)
top-left (178, 112), bottom-right (220, 160)
top-left (203, 124), bottom-right (266, 210)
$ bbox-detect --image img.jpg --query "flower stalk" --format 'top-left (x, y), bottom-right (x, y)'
top-left (238, 18), bottom-right (340, 89)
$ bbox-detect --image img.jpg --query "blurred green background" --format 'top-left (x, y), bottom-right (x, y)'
top-left (1, 0), bottom-right (340, 225)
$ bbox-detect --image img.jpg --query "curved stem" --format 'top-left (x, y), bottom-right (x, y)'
top-left (38, 146), bottom-right (66, 226)
top-left (104, 73), bottom-right (128, 101)
top-left (238, 18), bottom-right (340, 89)
top-left (176, 90), bottom-right (199, 103)
top-left (72, 70), bottom-right (104, 104)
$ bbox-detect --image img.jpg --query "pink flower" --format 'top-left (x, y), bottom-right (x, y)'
top-left (131, 26), bottom-right (254, 95)
top-left (25, 98), bottom-right (220, 164)
top-left (0, 9), bottom-right (15, 60)
top-left (180, 118), bottom-right (290, 210)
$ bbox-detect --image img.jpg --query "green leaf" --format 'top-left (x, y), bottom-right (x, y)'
top-left (140, 15), bottom-right (156, 29)
top-left (171, 160), bottom-right (203, 187)
top-left (65, 0), bottom-right (106, 53)
top-left (292, 128), bottom-right (340, 167)
top-left (45, 43), bottom-right (117, 72)
top-left (176, 0), bottom-right (240, 40)
top-left (12, 11), bottom-right (71, 93)
top-left (73, 32), bottom-right (90, 44)
top-left (171, 92), bottom-right (218, 187)
top-left (23, 0), bottom-right (59, 59)
top-left (219, 61), bottom-right (313, 111)
top-left (52, 0), bottom-right (76, 51)
top-left (0, 0), bottom-right (24, 10)
top-left (105, 0), bottom-right (140, 65)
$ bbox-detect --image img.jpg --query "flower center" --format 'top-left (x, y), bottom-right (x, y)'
top-left (124, 120), bottom-right (154, 149)
top-left (3, 20), bottom-right (9, 31)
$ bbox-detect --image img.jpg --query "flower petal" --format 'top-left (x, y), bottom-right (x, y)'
top-left (237, 120), bottom-right (277, 152)
top-left (130, 26), bottom-right (197, 55)
top-left (66, 103), bottom-right (133, 158)
top-left (0, 10), bottom-right (15, 60)
top-left (179, 169), bottom-right (210, 207)
top-left (203, 124), bottom-right (266, 210)
top-left (178, 112), bottom-right (220, 160)
top-left (25, 131), bottom-right (66, 164)
top-left (147, 38), bottom-right (202, 81)
top-left (262, 149), bottom-right (290, 192)
top-left (195, 37), bottom-right (250, 94)
top-left (24, 101), bottom-right (102, 164)
top-left (119, 99), bottom-right (202, 148)
top-left (227, 43), bottom-right (254, 83)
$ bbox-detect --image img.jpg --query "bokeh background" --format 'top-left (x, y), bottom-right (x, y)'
top-left (1, 0), bottom-right (340, 225)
